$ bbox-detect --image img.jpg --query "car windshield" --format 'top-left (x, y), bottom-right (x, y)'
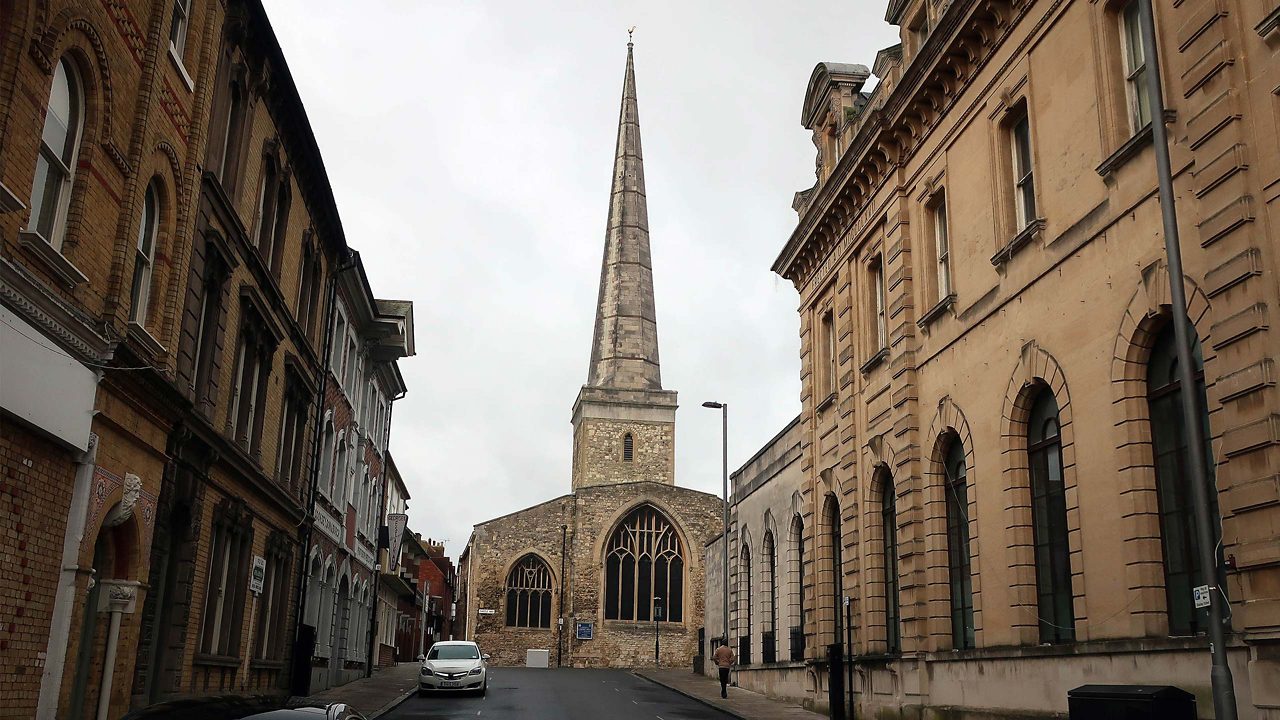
top-left (429, 645), bottom-right (479, 660)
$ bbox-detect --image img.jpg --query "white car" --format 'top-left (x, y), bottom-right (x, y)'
top-left (419, 641), bottom-right (489, 696)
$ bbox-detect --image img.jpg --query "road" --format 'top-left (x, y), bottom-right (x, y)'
top-left (381, 667), bottom-right (732, 720)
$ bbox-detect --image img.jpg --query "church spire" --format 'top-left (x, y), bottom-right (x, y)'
top-left (586, 41), bottom-right (663, 391)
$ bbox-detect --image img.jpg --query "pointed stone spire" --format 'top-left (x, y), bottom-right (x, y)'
top-left (587, 42), bottom-right (662, 391)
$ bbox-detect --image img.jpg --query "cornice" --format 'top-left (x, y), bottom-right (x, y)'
top-left (0, 257), bottom-right (112, 362)
top-left (775, 0), bottom-right (1035, 289)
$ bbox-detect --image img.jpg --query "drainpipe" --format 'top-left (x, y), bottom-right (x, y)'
top-left (291, 250), bottom-right (355, 694)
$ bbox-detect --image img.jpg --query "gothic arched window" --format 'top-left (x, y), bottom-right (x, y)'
top-left (505, 555), bottom-right (553, 628)
top-left (604, 505), bottom-right (683, 622)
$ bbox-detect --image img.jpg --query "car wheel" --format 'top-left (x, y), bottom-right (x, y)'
top-left (479, 682), bottom-right (487, 697)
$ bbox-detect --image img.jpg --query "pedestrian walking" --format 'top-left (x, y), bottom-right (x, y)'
top-left (712, 638), bottom-right (735, 699)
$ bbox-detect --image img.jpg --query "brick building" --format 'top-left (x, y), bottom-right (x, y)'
top-left (0, 1), bottom-right (413, 716)
top-left (456, 43), bottom-right (723, 670)
top-left (299, 255), bottom-right (412, 693)
top-left (764, 0), bottom-right (1280, 717)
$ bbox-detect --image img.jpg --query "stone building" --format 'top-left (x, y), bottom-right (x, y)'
top-left (704, 417), bottom-right (809, 699)
top-left (0, 1), bottom-right (413, 716)
top-left (769, 0), bottom-right (1280, 718)
top-left (456, 43), bottom-right (723, 669)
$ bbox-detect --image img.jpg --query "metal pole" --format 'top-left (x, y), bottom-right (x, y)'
top-left (559, 524), bottom-right (567, 668)
top-left (655, 604), bottom-right (660, 667)
top-left (721, 403), bottom-right (729, 652)
top-left (1136, 2), bottom-right (1237, 718)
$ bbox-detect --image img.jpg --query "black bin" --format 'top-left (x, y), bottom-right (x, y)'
top-left (1067, 685), bottom-right (1195, 719)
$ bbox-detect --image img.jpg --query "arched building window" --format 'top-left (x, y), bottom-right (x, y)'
top-left (738, 542), bottom-right (752, 664)
top-left (822, 494), bottom-right (842, 646)
top-left (1147, 326), bottom-right (1221, 636)
top-left (604, 505), bottom-right (683, 622)
top-left (506, 554), bottom-right (553, 628)
top-left (879, 472), bottom-right (901, 654)
top-left (761, 530), bottom-right (777, 663)
top-left (28, 57), bottom-right (83, 250)
top-left (1028, 389), bottom-right (1074, 643)
top-left (788, 513), bottom-right (805, 661)
top-left (623, 433), bottom-right (634, 462)
top-left (129, 182), bottom-right (160, 325)
top-left (943, 437), bottom-right (975, 649)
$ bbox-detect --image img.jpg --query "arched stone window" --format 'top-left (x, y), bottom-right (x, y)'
top-left (623, 432), bottom-right (634, 462)
top-left (761, 530), bottom-right (777, 663)
top-left (943, 435), bottom-right (975, 649)
top-left (1028, 389), bottom-right (1074, 643)
top-left (878, 471), bottom-right (901, 654)
top-left (1147, 326), bottom-right (1221, 636)
top-left (788, 513), bottom-right (805, 660)
top-left (604, 504), bottom-right (683, 622)
top-left (505, 554), bottom-right (553, 628)
top-left (738, 542), bottom-right (752, 664)
top-left (821, 494), bottom-right (842, 645)
top-left (28, 57), bottom-right (83, 250)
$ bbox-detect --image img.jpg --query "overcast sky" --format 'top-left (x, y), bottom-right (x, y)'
top-left (267, 1), bottom-right (900, 558)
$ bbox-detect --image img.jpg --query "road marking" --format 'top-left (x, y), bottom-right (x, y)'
top-left (656, 716), bottom-right (665, 720)
top-left (632, 700), bottom-right (638, 705)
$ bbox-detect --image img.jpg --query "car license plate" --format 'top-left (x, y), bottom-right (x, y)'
top-left (441, 680), bottom-right (461, 688)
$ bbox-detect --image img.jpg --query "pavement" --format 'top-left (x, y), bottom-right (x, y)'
top-left (634, 669), bottom-right (826, 720)
top-left (381, 667), bottom-right (734, 719)
top-left (304, 662), bottom-right (422, 718)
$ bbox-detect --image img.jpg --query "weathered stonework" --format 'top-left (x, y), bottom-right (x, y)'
top-left (458, 43), bottom-right (723, 671)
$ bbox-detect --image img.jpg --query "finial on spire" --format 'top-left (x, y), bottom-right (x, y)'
top-left (627, 25), bottom-right (636, 46)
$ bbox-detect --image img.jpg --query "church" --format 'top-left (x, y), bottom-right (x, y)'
top-left (455, 43), bottom-right (724, 668)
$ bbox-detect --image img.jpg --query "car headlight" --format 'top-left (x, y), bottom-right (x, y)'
top-left (469, 667), bottom-right (483, 675)
top-left (420, 667), bottom-right (430, 675)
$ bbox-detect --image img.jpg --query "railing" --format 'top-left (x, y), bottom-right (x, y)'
top-left (738, 635), bottom-right (751, 666)
top-left (761, 630), bottom-right (776, 664)
top-left (789, 626), bottom-right (804, 661)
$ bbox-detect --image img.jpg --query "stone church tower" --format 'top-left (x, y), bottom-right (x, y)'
top-left (572, 42), bottom-right (677, 491)
top-left (456, 43), bottom-right (723, 669)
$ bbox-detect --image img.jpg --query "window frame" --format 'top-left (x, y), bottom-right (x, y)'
top-left (943, 437), bottom-right (975, 649)
top-left (603, 505), bottom-right (685, 623)
top-left (1119, 1), bottom-right (1151, 133)
top-left (932, 195), bottom-right (951, 302)
top-left (129, 183), bottom-right (160, 324)
top-left (1009, 110), bottom-right (1037, 231)
top-left (169, 0), bottom-right (193, 58)
top-left (28, 57), bottom-right (84, 251)
top-left (505, 555), bottom-right (555, 629)
top-left (880, 474), bottom-right (901, 655)
top-left (871, 256), bottom-right (888, 351)
top-left (1027, 390), bottom-right (1075, 644)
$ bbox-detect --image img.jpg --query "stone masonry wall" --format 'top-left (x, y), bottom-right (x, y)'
top-left (572, 419), bottom-right (673, 490)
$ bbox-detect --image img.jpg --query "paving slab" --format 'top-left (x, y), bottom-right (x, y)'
top-left (634, 668), bottom-right (826, 720)
top-left (303, 662), bottom-right (420, 718)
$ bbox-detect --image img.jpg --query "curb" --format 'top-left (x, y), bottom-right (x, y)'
top-left (367, 686), bottom-right (417, 719)
top-left (632, 671), bottom-right (748, 720)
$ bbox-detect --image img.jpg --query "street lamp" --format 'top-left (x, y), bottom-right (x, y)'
top-left (702, 401), bottom-right (729, 653)
top-left (654, 596), bottom-right (662, 667)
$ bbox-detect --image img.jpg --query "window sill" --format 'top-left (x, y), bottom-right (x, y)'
top-left (18, 231), bottom-right (89, 288)
top-left (168, 43), bottom-right (194, 92)
top-left (859, 347), bottom-right (889, 375)
top-left (990, 218), bottom-right (1045, 267)
top-left (815, 392), bottom-right (836, 412)
top-left (1096, 124), bottom-right (1153, 176)
top-left (250, 658), bottom-right (286, 670)
top-left (193, 653), bottom-right (240, 668)
top-left (127, 320), bottom-right (166, 358)
top-left (1256, 5), bottom-right (1280, 38)
top-left (0, 178), bottom-right (25, 212)
top-left (917, 293), bottom-right (956, 329)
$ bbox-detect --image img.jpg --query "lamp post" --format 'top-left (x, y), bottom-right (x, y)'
top-left (1135, 1), bottom-right (1237, 717)
top-left (654, 596), bottom-right (662, 667)
top-left (702, 401), bottom-right (729, 653)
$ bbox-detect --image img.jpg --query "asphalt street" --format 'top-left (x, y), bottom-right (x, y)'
top-left (381, 667), bottom-right (733, 720)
